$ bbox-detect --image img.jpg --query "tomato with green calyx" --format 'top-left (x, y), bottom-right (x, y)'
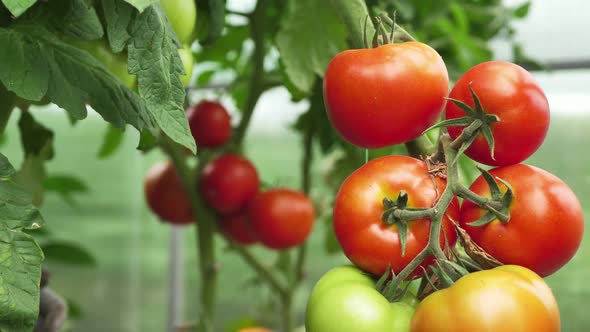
top-left (410, 265), bottom-right (561, 332)
top-left (161, 0), bottom-right (197, 44)
top-left (306, 266), bottom-right (415, 332)
top-left (333, 155), bottom-right (459, 278)
top-left (323, 41), bottom-right (449, 149)
top-left (187, 100), bottom-right (231, 148)
top-left (144, 161), bottom-right (193, 225)
top-left (219, 213), bottom-right (257, 246)
top-left (179, 45), bottom-right (194, 87)
top-left (200, 154), bottom-right (260, 215)
top-left (460, 164), bottom-right (584, 277)
top-left (248, 188), bottom-right (315, 250)
top-left (446, 61), bottom-right (549, 166)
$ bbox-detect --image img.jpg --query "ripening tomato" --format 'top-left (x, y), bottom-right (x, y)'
top-left (410, 265), bottom-right (561, 332)
top-left (460, 164), bottom-right (584, 277)
top-left (323, 41), bottom-right (449, 148)
top-left (248, 188), bottom-right (315, 250)
top-left (446, 61), bottom-right (550, 166)
top-left (306, 266), bottom-right (416, 332)
top-left (333, 155), bottom-right (459, 278)
top-left (199, 154), bottom-right (259, 215)
top-left (179, 45), bottom-right (194, 87)
top-left (187, 101), bottom-right (232, 148)
top-left (218, 213), bottom-right (258, 246)
top-left (144, 161), bottom-right (193, 224)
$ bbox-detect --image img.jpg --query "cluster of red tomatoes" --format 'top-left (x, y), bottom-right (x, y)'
top-left (144, 101), bottom-right (316, 250)
top-left (306, 41), bottom-right (584, 331)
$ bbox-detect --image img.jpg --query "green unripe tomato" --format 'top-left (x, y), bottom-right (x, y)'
top-left (178, 45), bottom-right (194, 87)
top-left (161, 0), bottom-right (197, 44)
top-left (306, 266), bottom-right (416, 332)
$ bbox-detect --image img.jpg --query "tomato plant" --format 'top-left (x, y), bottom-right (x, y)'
top-left (446, 61), bottom-right (550, 166)
top-left (460, 164), bottom-right (584, 277)
top-left (248, 188), bottom-right (315, 250)
top-left (323, 41), bottom-right (449, 148)
top-left (144, 161), bottom-right (193, 224)
top-left (199, 154), bottom-right (260, 215)
top-left (179, 45), bottom-right (194, 87)
top-left (161, 0), bottom-right (197, 44)
top-left (333, 155), bottom-right (459, 277)
top-left (410, 265), bottom-right (561, 332)
top-left (306, 266), bottom-right (415, 332)
top-left (218, 213), bottom-right (258, 246)
top-left (187, 101), bottom-right (232, 148)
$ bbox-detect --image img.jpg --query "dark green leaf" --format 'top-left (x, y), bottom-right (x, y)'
top-left (137, 128), bottom-right (157, 151)
top-left (101, 0), bottom-right (134, 53)
top-left (122, 0), bottom-right (157, 12)
top-left (55, 0), bottom-right (104, 40)
top-left (41, 240), bottom-right (96, 266)
top-left (98, 125), bottom-right (124, 158)
top-left (0, 153), bottom-right (15, 179)
top-left (43, 174), bottom-right (88, 196)
top-left (513, 2), bottom-right (530, 18)
top-left (1, 0), bottom-right (36, 17)
top-left (276, 0), bottom-right (347, 95)
top-left (18, 111), bottom-right (54, 157)
top-left (128, 5), bottom-right (196, 153)
top-left (201, 0), bottom-right (225, 45)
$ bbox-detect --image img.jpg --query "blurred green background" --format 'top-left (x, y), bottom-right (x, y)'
top-left (1, 101), bottom-right (589, 331)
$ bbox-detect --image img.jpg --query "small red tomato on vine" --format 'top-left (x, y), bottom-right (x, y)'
top-left (410, 265), bottom-right (561, 332)
top-left (144, 161), bottom-right (193, 224)
top-left (187, 101), bottom-right (232, 148)
top-left (218, 213), bottom-right (258, 246)
top-left (248, 188), bottom-right (315, 250)
top-left (446, 61), bottom-right (550, 166)
top-left (323, 41), bottom-right (449, 148)
top-left (460, 164), bottom-right (584, 277)
top-left (200, 154), bottom-right (259, 215)
top-left (333, 155), bottom-right (459, 278)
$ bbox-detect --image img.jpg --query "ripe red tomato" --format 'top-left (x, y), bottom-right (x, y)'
top-left (248, 188), bottom-right (316, 250)
top-left (199, 154), bottom-right (259, 215)
top-left (187, 101), bottom-right (232, 148)
top-left (323, 41), bottom-right (449, 148)
top-left (218, 213), bottom-right (258, 246)
top-left (333, 155), bottom-right (459, 277)
top-left (460, 164), bottom-right (584, 277)
top-left (446, 61), bottom-right (550, 166)
top-left (144, 161), bottom-right (193, 224)
top-left (410, 265), bottom-right (561, 332)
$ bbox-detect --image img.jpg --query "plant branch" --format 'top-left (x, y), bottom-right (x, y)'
top-left (232, 0), bottom-right (267, 147)
top-left (160, 138), bottom-right (218, 332)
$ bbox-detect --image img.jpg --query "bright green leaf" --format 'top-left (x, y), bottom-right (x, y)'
top-left (43, 174), bottom-right (88, 196)
top-left (276, 0), bottom-right (347, 95)
top-left (98, 125), bottom-right (124, 158)
top-left (128, 5), bottom-right (196, 153)
top-left (1, 0), bottom-right (36, 17)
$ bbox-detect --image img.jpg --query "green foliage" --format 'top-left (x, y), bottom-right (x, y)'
top-left (1, 0), bottom-right (35, 17)
top-left (0, 153), bottom-right (44, 332)
top-left (98, 124), bottom-right (125, 158)
top-left (41, 240), bottom-right (96, 266)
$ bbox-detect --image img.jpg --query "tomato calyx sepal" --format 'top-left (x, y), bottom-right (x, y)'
top-left (374, 264), bottom-right (418, 304)
top-left (381, 191), bottom-right (433, 256)
top-left (460, 167), bottom-right (513, 226)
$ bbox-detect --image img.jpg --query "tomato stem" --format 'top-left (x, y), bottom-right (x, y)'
top-left (379, 13), bottom-right (416, 42)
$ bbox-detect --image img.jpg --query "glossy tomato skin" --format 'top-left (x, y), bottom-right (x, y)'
top-left (144, 161), bottom-right (193, 224)
top-left (446, 61), bottom-right (550, 166)
top-left (187, 101), bottom-right (232, 148)
top-left (324, 41), bottom-right (449, 148)
top-left (410, 265), bottom-right (561, 332)
top-left (218, 213), bottom-right (258, 245)
top-left (333, 155), bottom-right (459, 278)
top-left (460, 164), bottom-right (584, 277)
top-left (248, 188), bottom-right (315, 250)
top-left (306, 266), bottom-right (415, 332)
top-left (200, 154), bottom-right (259, 215)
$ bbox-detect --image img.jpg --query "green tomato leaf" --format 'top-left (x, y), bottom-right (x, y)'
top-left (43, 174), bottom-right (89, 203)
top-left (1, 0), bottom-right (36, 17)
top-left (18, 111), bottom-right (54, 158)
top-left (41, 240), bottom-right (96, 266)
top-left (101, 0), bottom-right (134, 53)
top-left (513, 1), bottom-right (531, 18)
top-left (328, 0), bottom-right (372, 49)
top-left (201, 0), bottom-right (225, 45)
top-left (0, 223), bottom-right (43, 332)
top-left (52, 0), bottom-right (104, 40)
top-left (98, 124), bottom-right (124, 158)
top-left (122, 0), bottom-right (157, 12)
top-left (0, 153), bottom-right (16, 179)
top-left (276, 0), bottom-right (347, 95)
top-left (128, 5), bottom-right (196, 153)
